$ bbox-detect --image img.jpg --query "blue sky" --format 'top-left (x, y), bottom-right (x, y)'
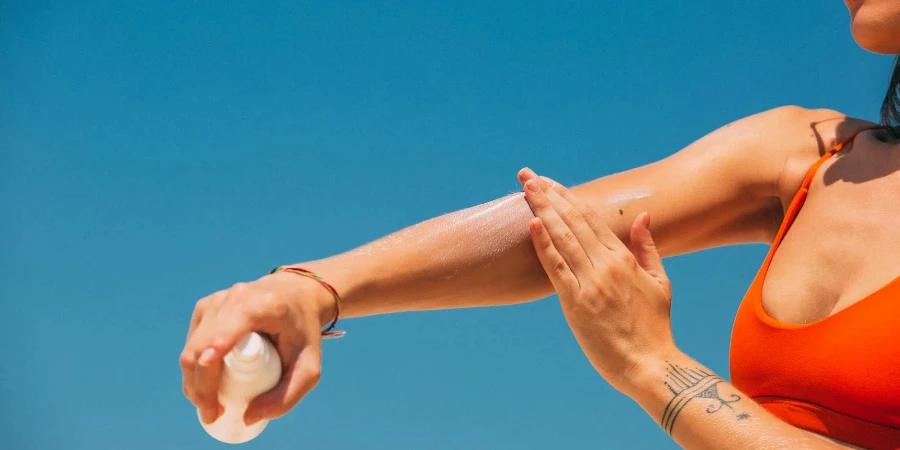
top-left (1, 1), bottom-right (893, 449)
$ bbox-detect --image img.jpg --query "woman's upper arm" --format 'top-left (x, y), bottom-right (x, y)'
top-left (568, 106), bottom-right (873, 257)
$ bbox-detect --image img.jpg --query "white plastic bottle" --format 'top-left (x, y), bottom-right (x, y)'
top-left (198, 332), bottom-right (282, 444)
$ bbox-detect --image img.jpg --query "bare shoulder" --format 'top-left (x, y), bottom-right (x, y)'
top-left (664, 105), bottom-right (874, 201)
top-left (766, 106), bottom-right (877, 204)
top-left (665, 105), bottom-right (877, 244)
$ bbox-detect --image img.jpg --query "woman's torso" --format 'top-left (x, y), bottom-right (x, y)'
top-left (730, 125), bottom-right (900, 449)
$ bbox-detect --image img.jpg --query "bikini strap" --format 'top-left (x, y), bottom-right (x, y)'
top-left (796, 126), bottom-right (880, 191)
top-left (770, 125), bottom-right (880, 251)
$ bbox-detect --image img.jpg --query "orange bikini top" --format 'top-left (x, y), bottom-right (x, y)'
top-left (730, 127), bottom-right (900, 450)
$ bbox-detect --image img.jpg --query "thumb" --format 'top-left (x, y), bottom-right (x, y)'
top-left (628, 212), bottom-right (666, 281)
top-left (244, 336), bottom-right (322, 425)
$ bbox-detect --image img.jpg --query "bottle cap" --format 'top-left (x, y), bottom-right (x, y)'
top-left (225, 333), bottom-right (271, 375)
top-left (234, 332), bottom-right (266, 364)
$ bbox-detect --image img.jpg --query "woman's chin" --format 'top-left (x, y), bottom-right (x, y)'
top-left (850, 12), bottom-right (900, 54)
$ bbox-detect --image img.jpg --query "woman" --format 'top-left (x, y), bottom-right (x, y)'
top-left (181, 1), bottom-right (900, 448)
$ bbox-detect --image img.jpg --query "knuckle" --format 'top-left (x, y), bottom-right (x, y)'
top-left (229, 282), bottom-right (248, 294)
top-left (605, 259), bottom-right (624, 276)
top-left (573, 290), bottom-right (602, 314)
top-left (267, 406), bottom-right (290, 420)
top-left (586, 275), bottom-right (604, 292)
top-left (269, 392), bottom-right (299, 418)
top-left (240, 302), bottom-right (266, 322)
top-left (553, 259), bottom-right (569, 276)
top-left (558, 230), bottom-right (577, 247)
top-left (536, 227), bottom-right (553, 244)
top-left (179, 351), bottom-right (195, 370)
top-left (619, 251), bottom-right (638, 269)
top-left (590, 275), bottom-right (611, 296)
top-left (609, 267), bottom-right (627, 283)
top-left (539, 236), bottom-right (555, 249)
top-left (194, 390), bottom-right (217, 409)
top-left (576, 283), bottom-right (596, 300)
top-left (580, 206), bottom-right (601, 224)
top-left (303, 365), bottom-right (322, 386)
top-left (560, 205), bottom-right (581, 222)
top-left (269, 297), bottom-right (291, 320)
top-left (251, 293), bottom-right (290, 321)
top-left (575, 288), bottom-right (593, 303)
top-left (197, 291), bottom-right (226, 313)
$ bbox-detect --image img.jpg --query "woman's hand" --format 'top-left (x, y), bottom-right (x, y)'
top-left (519, 170), bottom-right (861, 449)
top-left (519, 169), bottom-right (677, 397)
top-left (180, 270), bottom-right (335, 425)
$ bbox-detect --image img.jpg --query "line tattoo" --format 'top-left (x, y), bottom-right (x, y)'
top-left (660, 362), bottom-right (743, 434)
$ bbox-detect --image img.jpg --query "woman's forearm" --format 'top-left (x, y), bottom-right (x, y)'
top-left (305, 190), bottom-right (616, 318)
top-left (630, 353), bottom-right (858, 450)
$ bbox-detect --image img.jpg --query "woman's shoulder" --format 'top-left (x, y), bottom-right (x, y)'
top-left (766, 105), bottom-right (875, 149)
top-left (744, 105), bottom-right (875, 154)
top-left (753, 106), bottom-right (877, 205)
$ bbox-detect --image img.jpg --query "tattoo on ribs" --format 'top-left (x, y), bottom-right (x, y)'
top-left (660, 362), bottom-right (743, 434)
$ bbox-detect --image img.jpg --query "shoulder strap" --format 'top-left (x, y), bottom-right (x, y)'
top-left (797, 126), bottom-right (880, 191)
top-left (770, 126), bottom-right (880, 251)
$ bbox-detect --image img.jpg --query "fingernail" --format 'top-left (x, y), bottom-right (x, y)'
top-left (245, 412), bottom-right (261, 425)
top-left (199, 348), bottom-right (216, 366)
top-left (532, 219), bottom-right (544, 234)
top-left (525, 179), bottom-right (542, 193)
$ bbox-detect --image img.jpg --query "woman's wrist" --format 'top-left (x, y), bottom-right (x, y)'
top-left (622, 348), bottom-right (690, 403)
top-left (282, 255), bottom-right (371, 324)
top-left (263, 268), bottom-right (335, 328)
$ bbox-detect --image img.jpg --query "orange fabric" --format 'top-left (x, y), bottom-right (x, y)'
top-left (730, 127), bottom-right (900, 450)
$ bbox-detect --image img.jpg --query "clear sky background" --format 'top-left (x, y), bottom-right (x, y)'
top-left (1, 1), bottom-right (894, 449)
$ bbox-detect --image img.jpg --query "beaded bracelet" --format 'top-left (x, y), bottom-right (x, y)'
top-left (269, 266), bottom-right (346, 339)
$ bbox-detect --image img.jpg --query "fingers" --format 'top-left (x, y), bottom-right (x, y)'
top-left (533, 174), bottom-right (626, 253)
top-left (181, 287), bottom-right (256, 416)
top-left (192, 306), bottom-right (259, 409)
top-left (182, 294), bottom-right (218, 415)
top-left (186, 320), bottom-right (230, 422)
top-left (181, 299), bottom-right (206, 406)
top-left (529, 217), bottom-right (579, 297)
top-left (244, 338), bottom-right (322, 425)
top-left (195, 347), bottom-right (223, 423)
top-left (521, 169), bottom-right (624, 280)
top-left (521, 177), bottom-right (600, 280)
top-left (521, 169), bottom-right (624, 253)
top-left (542, 181), bottom-right (622, 256)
